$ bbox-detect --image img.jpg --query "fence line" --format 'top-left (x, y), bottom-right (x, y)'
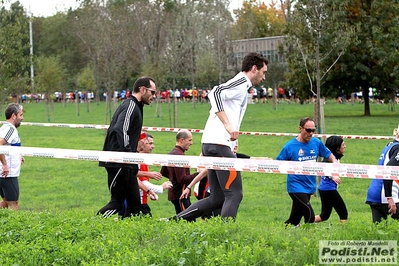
top-left (0, 146), bottom-right (398, 180)
top-left (2, 121), bottom-right (394, 141)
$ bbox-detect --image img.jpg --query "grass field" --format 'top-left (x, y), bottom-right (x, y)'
top-left (1, 99), bottom-right (398, 265)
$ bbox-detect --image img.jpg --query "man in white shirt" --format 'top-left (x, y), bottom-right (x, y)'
top-left (0, 103), bottom-right (24, 210)
top-left (175, 52), bottom-right (268, 221)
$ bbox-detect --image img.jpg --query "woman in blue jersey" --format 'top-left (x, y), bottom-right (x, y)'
top-left (314, 136), bottom-right (348, 223)
top-left (276, 117), bottom-right (337, 227)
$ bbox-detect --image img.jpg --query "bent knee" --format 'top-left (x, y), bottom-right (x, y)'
top-left (225, 191), bottom-right (243, 203)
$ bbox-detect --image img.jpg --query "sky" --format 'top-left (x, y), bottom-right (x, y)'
top-left (17, 0), bottom-right (80, 17)
top-left (16, 0), bottom-right (247, 17)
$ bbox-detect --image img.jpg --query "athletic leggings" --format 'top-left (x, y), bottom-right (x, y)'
top-left (318, 189), bottom-right (348, 221)
top-left (177, 144), bottom-right (243, 221)
top-left (286, 193), bottom-right (315, 226)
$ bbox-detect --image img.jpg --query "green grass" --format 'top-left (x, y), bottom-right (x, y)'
top-left (1, 99), bottom-right (398, 265)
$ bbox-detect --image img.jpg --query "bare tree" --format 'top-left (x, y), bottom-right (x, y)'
top-left (72, 0), bottom-right (144, 124)
top-left (285, 0), bottom-right (356, 132)
top-left (35, 56), bottom-right (67, 121)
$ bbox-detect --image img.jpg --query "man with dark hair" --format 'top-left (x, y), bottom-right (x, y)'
top-left (0, 103), bottom-right (24, 210)
top-left (174, 52), bottom-right (268, 222)
top-left (161, 129), bottom-right (199, 215)
top-left (97, 76), bottom-right (157, 218)
top-left (276, 117), bottom-right (337, 227)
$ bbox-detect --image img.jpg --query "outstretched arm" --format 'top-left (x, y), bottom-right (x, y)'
top-left (142, 180), bottom-right (172, 194)
top-left (137, 171), bottom-right (162, 181)
top-left (180, 169), bottom-right (208, 199)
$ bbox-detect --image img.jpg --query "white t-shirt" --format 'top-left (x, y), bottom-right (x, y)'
top-left (0, 122), bottom-right (22, 177)
top-left (201, 72), bottom-right (251, 149)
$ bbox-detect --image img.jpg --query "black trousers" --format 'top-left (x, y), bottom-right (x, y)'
top-left (97, 167), bottom-right (141, 218)
top-left (285, 193), bottom-right (315, 226)
top-left (369, 203), bottom-right (399, 223)
top-left (318, 189), bottom-right (348, 221)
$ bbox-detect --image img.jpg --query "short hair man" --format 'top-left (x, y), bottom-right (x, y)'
top-left (137, 133), bottom-right (172, 216)
top-left (276, 117), bottom-right (337, 227)
top-left (161, 129), bottom-right (198, 215)
top-left (0, 103), bottom-right (24, 210)
top-left (175, 52), bottom-right (268, 221)
top-left (97, 76), bottom-right (157, 218)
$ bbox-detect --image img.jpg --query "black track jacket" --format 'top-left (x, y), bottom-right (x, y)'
top-left (99, 95), bottom-right (143, 170)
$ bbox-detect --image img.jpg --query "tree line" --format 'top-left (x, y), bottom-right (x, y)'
top-left (1, 0), bottom-right (398, 117)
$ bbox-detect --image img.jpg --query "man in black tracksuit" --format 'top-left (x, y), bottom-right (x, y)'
top-left (97, 76), bottom-right (157, 218)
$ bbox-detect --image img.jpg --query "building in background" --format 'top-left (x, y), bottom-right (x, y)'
top-left (229, 36), bottom-right (285, 70)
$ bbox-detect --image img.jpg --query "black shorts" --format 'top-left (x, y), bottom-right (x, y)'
top-left (0, 177), bottom-right (20, 201)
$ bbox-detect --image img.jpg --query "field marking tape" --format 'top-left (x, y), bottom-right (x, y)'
top-left (0, 146), bottom-right (398, 180)
top-left (2, 121), bottom-right (394, 140)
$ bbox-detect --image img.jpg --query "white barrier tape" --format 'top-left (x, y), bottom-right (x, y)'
top-left (1, 146), bottom-right (398, 180)
top-left (1, 121), bottom-right (394, 141)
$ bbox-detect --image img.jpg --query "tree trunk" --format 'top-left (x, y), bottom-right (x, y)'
top-left (363, 87), bottom-right (370, 116)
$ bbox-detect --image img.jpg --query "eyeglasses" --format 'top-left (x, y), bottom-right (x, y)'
top-left (304, 128), bottom-right (316, 133)
top-left (146, 88), bottom-right (156, 95)
top-left (143, 86), bottom-right (157, 95)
